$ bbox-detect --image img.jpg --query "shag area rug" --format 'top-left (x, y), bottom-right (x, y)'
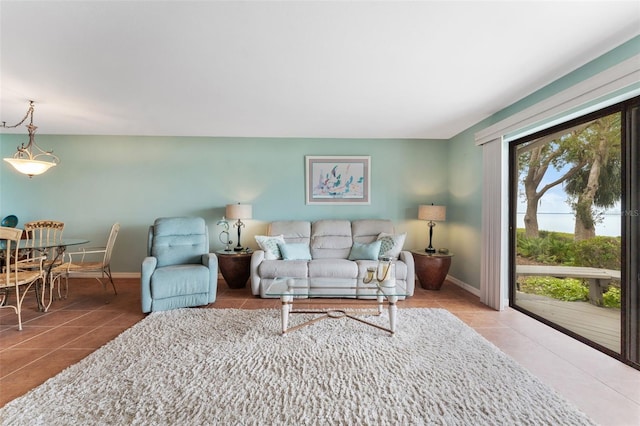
top-left (0, 308), bottom-right (594, 425)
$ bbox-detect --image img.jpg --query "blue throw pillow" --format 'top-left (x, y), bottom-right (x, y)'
top-left (348, 241), bottom-right (382, 260)
top-left (278, 242), bottom-right (312, 260)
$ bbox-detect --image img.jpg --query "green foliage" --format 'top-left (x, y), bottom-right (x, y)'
top-left (520, 277), bottom-right (588, 301)
top-left (516, 229), bottom-right (575, 265)
top-left (564, 114), bottom-right (622, 209)
top-left (516, 229), bottom-right (620, 269)
top-left (573, 236), bottom-right (621, 269)
top-left (602, 286), bottom-right (621, 309)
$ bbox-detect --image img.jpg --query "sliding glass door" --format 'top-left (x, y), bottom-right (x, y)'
top-left (510, 97), bottom-right (638, 368)
top-left (624, 102), bottom-right (639, 365)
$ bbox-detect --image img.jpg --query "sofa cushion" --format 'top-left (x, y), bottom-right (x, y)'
top-left (352, 219), bottom-right (395, 244)
top-left (348, 241), bottom-right (382, 260)
top-left (377, 232), bottom-right (407, 258)
top-left (151, 264), bottom-right (210, 298)
top-left (308, 259), bottom-right (358, 278)
top-left (258, 260), bottom-right (308, 278)
top-left (268, 221), bottom-right (311, 244)
top-left (255, 235), bottom-right (285, 260)
top-left (278, 243), bottom-right (312, 260)
top-left (310, 220), bottom-right (353, 259)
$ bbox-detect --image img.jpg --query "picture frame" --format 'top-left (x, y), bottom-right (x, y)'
top-left (305, 155), bottom-right (371, 205)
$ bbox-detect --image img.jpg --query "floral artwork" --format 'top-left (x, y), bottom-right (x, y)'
top-left (305, 156), bottom-right (370, 204)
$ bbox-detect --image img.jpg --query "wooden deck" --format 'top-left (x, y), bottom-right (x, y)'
top-left (515, 292), bottom-right (620, 352)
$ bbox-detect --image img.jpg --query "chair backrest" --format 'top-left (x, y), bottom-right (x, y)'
top-left (23, 220), bottom-right (64, 247)
top-left (149, 217), bottom-right (209, 267)
top-left (103, 223), bottom-right (120, 266)
top-left (0, 226), bottom-right (23, 285)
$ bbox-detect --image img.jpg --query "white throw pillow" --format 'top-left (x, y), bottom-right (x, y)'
top-left (376, 232), bottom-right (407, 258)
top-left (255, 235), bottom-right (285, 260)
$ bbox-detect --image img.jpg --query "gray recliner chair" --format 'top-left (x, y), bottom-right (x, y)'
top-left (141, 217), bottom-right (217, 313)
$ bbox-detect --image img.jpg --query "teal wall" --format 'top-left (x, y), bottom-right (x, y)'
top-left (2, 36), bottom-right (637, 286)
top-left (446, 124), bottom-right (483, 289)
top-left (0, 136), bottom-right (448, 272)
top-left (444, 35), bottom-right (640, 290)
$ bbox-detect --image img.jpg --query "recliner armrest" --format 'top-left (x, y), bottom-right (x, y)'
top-left (140, 256), bottom-right (158, 313)
top-left (202, 252), bottom-right (218, 303)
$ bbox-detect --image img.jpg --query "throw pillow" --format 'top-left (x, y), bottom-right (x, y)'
top-left (278, 242), bottom-right (312, 261)
top-left (348, 241), bottom-right (382, 260)
top-left (377, 232), bottom-right (407, 258)
top-left (255, 235), bottom-right (285, 260)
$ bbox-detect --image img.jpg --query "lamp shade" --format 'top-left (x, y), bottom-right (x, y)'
top-left (225, 203), bottom-right (252, 220)
top-left (4, 158), bottom-right (57, 176)
top-left (418, 204), bottom-right (446, 221)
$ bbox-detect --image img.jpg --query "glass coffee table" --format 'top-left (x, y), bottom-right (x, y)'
top-left (265, 277), bottom-right (408, 336)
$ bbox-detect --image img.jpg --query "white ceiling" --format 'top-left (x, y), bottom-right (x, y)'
top-left (1, 1), bottom-right (639, 139)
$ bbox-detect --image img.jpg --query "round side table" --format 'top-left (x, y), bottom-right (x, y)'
top-left (411, 250), bottom-right (453, 291)
top-left (216, 250), bottom-right (252, 289)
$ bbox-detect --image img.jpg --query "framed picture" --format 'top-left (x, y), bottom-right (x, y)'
top-left (305, 156), bottom-right (371, 205)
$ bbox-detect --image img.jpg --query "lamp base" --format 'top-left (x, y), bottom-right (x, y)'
top-left (234, 246), bottom-right (244, 252)
top-left (425, 247), bottom-right (436, 254)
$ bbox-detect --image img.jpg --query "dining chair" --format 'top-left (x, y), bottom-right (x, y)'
top-left (22, 220), bottom-right (65, 267)
top-left (0, 226), bottom-right (46, 330)
top-left (17, 220), bottom-right (66, 310)
top-left (51, 223), bottom-right (120, 301)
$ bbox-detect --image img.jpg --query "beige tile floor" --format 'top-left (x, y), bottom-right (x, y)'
top-left (1, 278), bottom-right (638, 425)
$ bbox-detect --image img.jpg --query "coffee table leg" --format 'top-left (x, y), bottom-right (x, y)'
top-left (388, 295), bottom-right (398, 334)
top-left (281, 290), bottom-right (292, 334)
top-left (376, 290), bottom-right (384, 315)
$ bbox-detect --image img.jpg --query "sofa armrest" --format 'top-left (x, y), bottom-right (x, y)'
top-left (141, 256), bottom-right (158, 313)
top-left (250, 250), bottom-right (265, 296)
top-left (399, 250), bottom-right (415, 296)
top-left (202, 252), bottom-right (218, 303)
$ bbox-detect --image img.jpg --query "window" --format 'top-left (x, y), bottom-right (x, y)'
top-left (509, 97), bottom-right (639, 368)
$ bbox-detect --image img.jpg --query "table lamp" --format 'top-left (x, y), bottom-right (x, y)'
top-left (418, 204), bottom-right (446, 254)
top-left (225, 203), bottom-right (252, 252)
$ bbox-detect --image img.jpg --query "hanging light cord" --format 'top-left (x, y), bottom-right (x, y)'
top-left (1, 100), bottom-right (35, 129)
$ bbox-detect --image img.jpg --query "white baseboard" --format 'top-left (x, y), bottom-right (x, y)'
top-left (112, 272), bottom-right (140, 279)
top-left (112, 273), bottom-right (481, 299)
top-left (445, 275), bottom-right (481, 297)
top-left (109, 272), bottom-right (225, 280)
top-left (446, 275), bottom-right (508, 310)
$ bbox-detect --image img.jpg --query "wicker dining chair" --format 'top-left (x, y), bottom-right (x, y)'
top-left (51, 223), bottom-right (120, 301)
top-left (0, 226), bottom-right (46, 330)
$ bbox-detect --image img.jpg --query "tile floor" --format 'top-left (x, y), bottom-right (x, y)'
top-left (1, 278), bottom-right (638, 425)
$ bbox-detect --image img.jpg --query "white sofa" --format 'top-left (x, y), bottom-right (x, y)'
top-left (250, 219), bottom-right (415, 298)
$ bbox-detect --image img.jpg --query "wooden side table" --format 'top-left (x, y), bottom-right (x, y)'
top-left (411, 250), bottom-right (453, 291)
top-left (216, 250), bottom-right (252, 289)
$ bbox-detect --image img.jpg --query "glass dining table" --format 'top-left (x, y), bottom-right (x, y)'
top-left (2, 238), bottom-right (90, 311)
